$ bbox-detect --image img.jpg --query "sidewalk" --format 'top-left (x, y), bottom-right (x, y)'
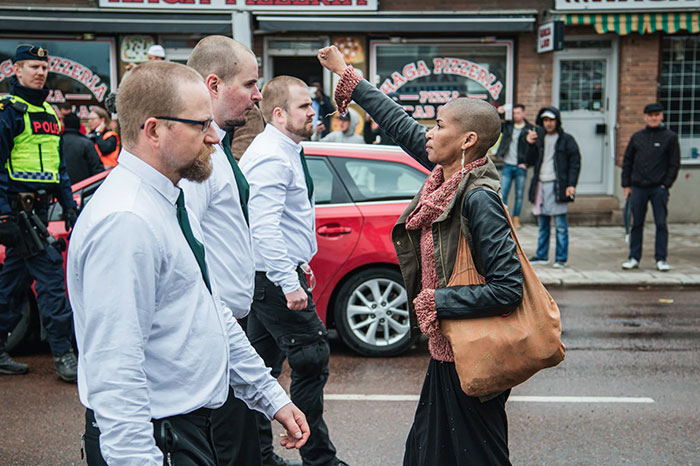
top-left (516, 223), bottom-right (700, 287)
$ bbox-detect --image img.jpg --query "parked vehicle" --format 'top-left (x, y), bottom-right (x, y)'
top-left (1, 142), bottom-right (430, 356)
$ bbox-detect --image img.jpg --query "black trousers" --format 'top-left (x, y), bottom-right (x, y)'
top-left (629, 185), bottom-right (669, 261)
top-left (210, 387), bottom-right (262, 466)
top-left (84, 407), bottom-right (218, 466)
top-left (0, 245), bottom-right (73, 355)
top-left (246, 269), bottom-right (337, 466)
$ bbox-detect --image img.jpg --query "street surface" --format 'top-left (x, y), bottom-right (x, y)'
top-left (1, 288), bottom-right (699, 465)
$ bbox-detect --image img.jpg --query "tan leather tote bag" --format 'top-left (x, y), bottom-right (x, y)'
top-left (440, 204), bottom-right (565, 398)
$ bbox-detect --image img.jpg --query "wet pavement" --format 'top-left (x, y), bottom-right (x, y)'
top-left (518, 223), bottom-right (700, 286)
top-left (1, 288), bottom-right (699, 465)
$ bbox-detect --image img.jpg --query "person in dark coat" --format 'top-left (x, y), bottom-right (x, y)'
top-left (319, 44), bottom-right (522, 466)
top-left (310, 80), bottom-right (335, 138)
top-left (526, 106), bottom-right (581, 268)
top-left (60, 113), bottom-right (104, 184)
top-left (621, 103), bottom-right (680, 272)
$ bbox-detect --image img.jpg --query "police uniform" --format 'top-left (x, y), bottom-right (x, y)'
top-left (0, 44), bottom-right (78, 381)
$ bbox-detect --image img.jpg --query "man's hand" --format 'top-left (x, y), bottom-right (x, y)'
top-left (317, 46), bottom-right (349, 76)
top-left (274, 402), bottom-right (310, 450)
top-left (565, 186), bottom-right (576, 198)
top-left (64, 208), bottom-right (78, 232)
top-left (526, 129), bottom-right (538, 144)
top-left (517, 163), bottom-right (527, 170)
top-left (315, 122), bottom-right (326, 135)
top-left (285, 286), bottom-right (308, 311)
top-left (624, 187), bottom-right (631, 199)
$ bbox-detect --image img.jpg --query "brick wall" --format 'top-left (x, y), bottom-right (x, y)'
top-left (616, 33), bottom-right (661, 165)
top-left (514, 33), bottom-right (553, 123)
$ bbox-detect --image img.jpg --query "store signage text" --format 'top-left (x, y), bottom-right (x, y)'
top-left (537, 21), bottom-right (564, 53)
top-left (555, 0), bottom-right (698, 11)
top-left (99, 0), bottom-right (377, 10)
top-left (380, 58), bottom-right (503, 100)
top-left (0, 57), bottom-right (108, 102)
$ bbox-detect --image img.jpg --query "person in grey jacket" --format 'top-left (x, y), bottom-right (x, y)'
top-left (318, 45), bottom-right (522, 466)
top-left (60, 113), bottom-right (105, 184)
top-left (312, 108), bottom-right (364, 144)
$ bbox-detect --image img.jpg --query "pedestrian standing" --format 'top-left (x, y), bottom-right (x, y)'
top-left (0, 43), bottom-right (78, 381)
top-left (60, 113), bottom-right (104, 183)
top-left (526, 107), bottom-right (581, 268)
top-left (621, 103), bottom-right (680, 271)
top-left (240, 76), bottom-right (347, 466)
top-left (310, 80), bottom-right (335, 138)
top-left (87, 107), bottom-right (120, 168)
top-left (495, 104), bottom-right (535, 227)
top-left (318, 45), bottom-right (523, 466)
top-left (181, 35), bottom-right (271, 466)
top-left (67, 61), bottom-right (309, 465)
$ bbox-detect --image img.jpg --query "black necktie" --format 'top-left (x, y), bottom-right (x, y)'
top-left (176, 189), bottom-right (211, 293)
top-left (221, 133), bottom-right (250, 225)
top-left (299, 147), bottom-right (314, 202)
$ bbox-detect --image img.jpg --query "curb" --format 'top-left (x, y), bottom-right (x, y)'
top-left (536, 270), bottom-right (700, 287)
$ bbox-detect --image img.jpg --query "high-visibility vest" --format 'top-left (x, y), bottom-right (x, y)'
top-left (94, 130), bottom-right (120, 168)
top-left (5, 95), bottom-right (61, 183)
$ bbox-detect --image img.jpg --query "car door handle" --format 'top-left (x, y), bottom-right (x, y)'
top-left (317, 225), bottom-right (352, 236)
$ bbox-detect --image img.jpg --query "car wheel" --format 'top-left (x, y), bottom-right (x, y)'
top-left (5, 294), bottom-right (36, 352)
top-left (334, 268), bottom-right (415, 357)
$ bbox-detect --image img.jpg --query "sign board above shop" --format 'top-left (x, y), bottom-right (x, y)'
top-left (98, 0), bottom-right (378, 11)
top-left (537, 21), bottom-right (564, 53)
top-left (554, 0), bottom-right (699, 11)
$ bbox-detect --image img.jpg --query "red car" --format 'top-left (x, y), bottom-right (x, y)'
top-left (2, 142), bottom-right (430, 356)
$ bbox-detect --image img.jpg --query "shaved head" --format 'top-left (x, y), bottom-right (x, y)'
top-left (187, 35), bottom-right (255, 83)
top-left (443, 98), bottom-right (501, 156)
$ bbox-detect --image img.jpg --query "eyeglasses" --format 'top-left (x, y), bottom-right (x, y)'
top-left (140, 116), bottom-right (213, 133)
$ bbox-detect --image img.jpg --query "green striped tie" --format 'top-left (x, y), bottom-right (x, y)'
top-left (176, 189), bottom-right (211, 293)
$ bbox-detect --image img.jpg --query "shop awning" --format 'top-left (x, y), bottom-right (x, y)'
top-left (256, 14), bottom-right (536, 33)
top-left (561, 12), bottom-right (699, 35)
top-left (0, 9), bottom-right (231, 34)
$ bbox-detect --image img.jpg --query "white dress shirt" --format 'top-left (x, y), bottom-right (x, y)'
top-left (239, 124), bottom-right (317, 294)
top-left (67, 150), bottom-right (290, 466)
top-left (180, 121), bottom-right (255, 318)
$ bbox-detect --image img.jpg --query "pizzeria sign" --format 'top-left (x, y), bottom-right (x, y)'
top-left (99, 0), bottom-right (378, 10)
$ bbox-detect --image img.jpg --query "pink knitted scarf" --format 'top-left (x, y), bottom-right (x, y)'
top-left (406, 158), bottom-right (487, 361)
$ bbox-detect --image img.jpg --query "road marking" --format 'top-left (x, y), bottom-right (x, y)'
top-left (324, 394), bottom-right (655, 403)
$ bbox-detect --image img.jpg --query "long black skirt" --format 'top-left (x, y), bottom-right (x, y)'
top-left (403, 359), bottom-right (511, 466)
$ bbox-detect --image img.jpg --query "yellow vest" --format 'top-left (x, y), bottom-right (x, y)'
top-left (5, 95), bottom-right (61, 184)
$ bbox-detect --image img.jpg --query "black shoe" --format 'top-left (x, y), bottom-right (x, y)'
top-left (54, 350), bottom-right (78, 383)
top-left (0, 350), bottom-right (29, 375)
top-left (262, 453), bottom-right (302, 466)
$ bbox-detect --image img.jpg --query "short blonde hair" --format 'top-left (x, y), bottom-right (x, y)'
top-left (187, 35), bottom-right (255, 84)
top-left (90, 106), bottom-right (111, 126)
top-left (116, 61), bottom-right (203, 147)
top-left (260, 76), bottom-right (308, 123)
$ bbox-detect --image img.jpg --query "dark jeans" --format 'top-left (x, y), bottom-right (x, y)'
top-left (0, 245), bottom-right (73, 354)
top-left (629, 186), bottom-right (668, 261)
top-left (246, 269), bottom-right (337, 466)
top-left (210, 387), bottom-right (262, 466)
top-left (83, 407), bottom-right (217, 466)
top-left (535, 214), bottom-right (569, 263)
top-left (500, 164), bottom-right (527, 218)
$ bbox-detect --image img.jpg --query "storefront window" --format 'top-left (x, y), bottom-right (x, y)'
top-left (660, 36), bottom-right (699, 161)
top-left (370, 40), bottom-right (513, 125)
top-left (0, 38), bottom-right (115, 119)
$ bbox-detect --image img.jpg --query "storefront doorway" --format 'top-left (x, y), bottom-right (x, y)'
top-left (553, 39), bottom-right (618, 195)
top-left (264, 36), bottom-right (331, 93)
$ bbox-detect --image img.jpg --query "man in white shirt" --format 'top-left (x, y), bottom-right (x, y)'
top-left (180, 35), bottom-right (272, 466)
top-left (67, 61), bottom-right (309, 466)
top-left (240, 76), bottom-right (347, 466)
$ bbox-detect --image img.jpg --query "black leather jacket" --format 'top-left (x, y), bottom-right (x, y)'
top-left (351, 80), bottom-right (522, 321)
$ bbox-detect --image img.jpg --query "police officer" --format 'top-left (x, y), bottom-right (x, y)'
top-left (0, 44), bottom-right (79, 382)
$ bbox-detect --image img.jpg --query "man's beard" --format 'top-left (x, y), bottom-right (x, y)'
top-left (180, 144), bottom-right (214, 182)
top-left (286, 119), bottom-right (313, 141)
top-left (221, 118), bottom-right (246, 133)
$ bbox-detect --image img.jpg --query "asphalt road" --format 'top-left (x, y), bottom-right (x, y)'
top-left (1, 288), bottom-right (698, 465)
